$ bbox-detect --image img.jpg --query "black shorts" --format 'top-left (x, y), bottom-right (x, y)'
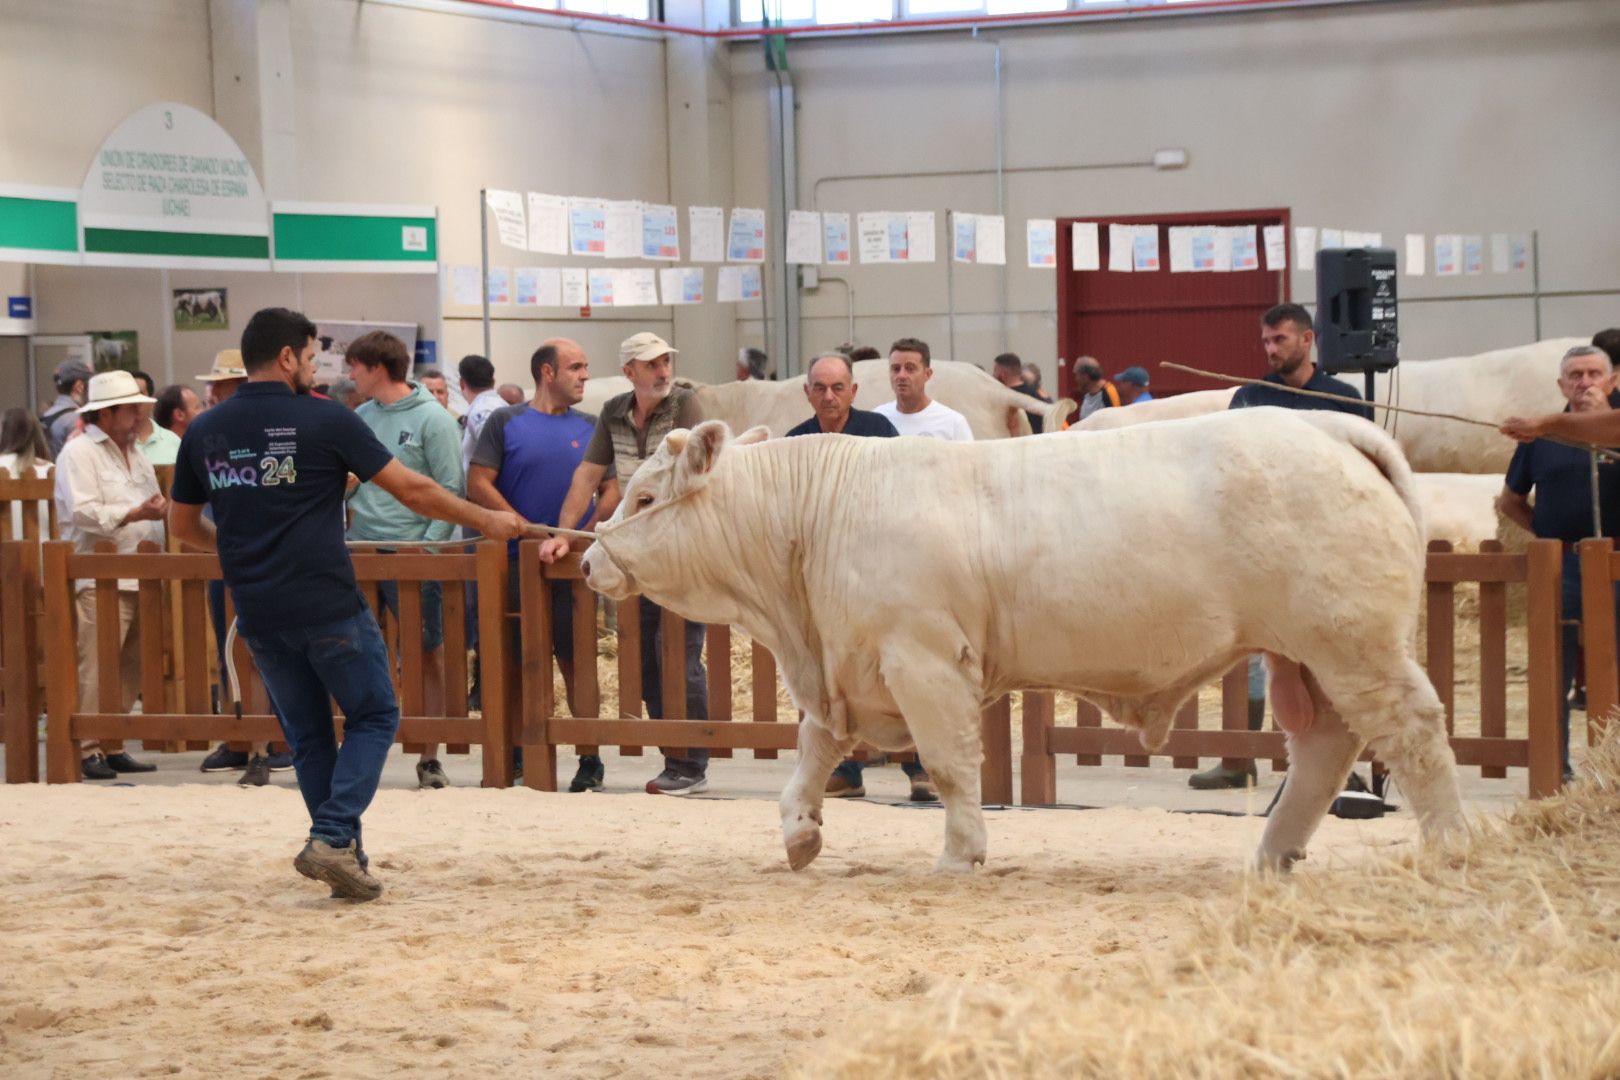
top-left (507, 560), bottom-right (578, 663)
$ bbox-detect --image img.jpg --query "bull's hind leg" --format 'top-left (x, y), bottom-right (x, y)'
top-left (879, 644), bottom-right (987, 873)
top-left (1303, 654), bottom-right (1465, 845)
top-left (780, 715), bottom-right (849, 871)
top-left (1257, 668), bottom-right (1363, 871)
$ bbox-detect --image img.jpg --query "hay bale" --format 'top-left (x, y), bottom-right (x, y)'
top-left (791, 721), bottom-right (1620, 1079)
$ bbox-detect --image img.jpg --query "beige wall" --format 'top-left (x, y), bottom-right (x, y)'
top-left (730, 0), bottom-right (1620, 384)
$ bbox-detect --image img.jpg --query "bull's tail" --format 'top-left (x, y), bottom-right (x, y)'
top-left (1044, 396), bottom-right (1078, 429)
top-left (988, 378), bottom-right (1077, 429)
top-left (1293, 411), bottom-right (1426, 539)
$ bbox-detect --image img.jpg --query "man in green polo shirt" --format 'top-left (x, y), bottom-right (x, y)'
top-left (541, 332), bottom-right (711, 795)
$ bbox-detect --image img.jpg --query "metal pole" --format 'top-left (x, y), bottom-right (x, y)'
top-left (1531, 229), bottom-right (1542, 341)
top-left (993, 40), bottom-right (1007, 353)
top-left (479, 187), bottom-right (492, 361)
top-left (1592, 449), bottom-right (1603, 540)
top-left (946, 210), bottom-right (957, 362)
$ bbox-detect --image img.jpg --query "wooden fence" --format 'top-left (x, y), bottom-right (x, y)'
top-left (0, 534), bottom-right (1598, 801)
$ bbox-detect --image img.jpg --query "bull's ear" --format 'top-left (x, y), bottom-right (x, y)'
top-left (734, 425), bottom-right (770, 445)
top-left (682, 420), bottom-right (732, 476)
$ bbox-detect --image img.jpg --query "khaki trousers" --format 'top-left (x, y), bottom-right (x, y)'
top-left (75, 589), bottom-right (140, 753)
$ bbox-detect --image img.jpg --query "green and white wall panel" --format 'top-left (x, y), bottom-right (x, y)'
top-left (271, 203), bottom-right (438, 274)
top-left (0, 184), bottom-right (82, 265)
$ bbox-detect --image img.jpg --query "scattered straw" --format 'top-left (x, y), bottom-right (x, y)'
top-left (790, 720), bottom-right (1620, 1080)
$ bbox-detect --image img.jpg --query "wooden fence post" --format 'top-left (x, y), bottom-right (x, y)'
top-left (476, 542), bottom-right (515, 789)
top-left (1579, 538), bottom-right (1617, 746)
top-left (1, 542), bottom-right (42, 782)
top-left (1426, 539), bottom-right (1456, 735)
top-left (1525, 539), bottom-right (1564, 797)
top-left (1019, 690), bottom-right (1056, 805)
top-left (1477, 540), bottom-right (1509, 779)
top-left (980, 694), bottom-right (1013, 805)
top-left (42, 542), bottom-right (77, 783)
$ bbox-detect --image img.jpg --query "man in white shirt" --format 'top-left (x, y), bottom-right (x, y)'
top-left (54, 371), bottom-right (168, 779)
top-left (458, 354), bottom-right (503, 473)
top-left (872, 337), bottom-right (974, 442)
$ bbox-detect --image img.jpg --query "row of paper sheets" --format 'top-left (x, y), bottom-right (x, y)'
top-left (447, 265), bottom-right (761, 308)
top-left (485, 190), bottom-right (767, 264)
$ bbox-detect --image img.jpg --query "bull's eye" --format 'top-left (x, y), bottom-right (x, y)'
top-left (636, 494), bottom-right (655, 508)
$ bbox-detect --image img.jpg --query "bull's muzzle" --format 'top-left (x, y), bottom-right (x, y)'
top-left (580, 541), bottom-right (631, 599)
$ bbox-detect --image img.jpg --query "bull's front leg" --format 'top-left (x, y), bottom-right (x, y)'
top-left (780, 710), bottom-right (850, 871)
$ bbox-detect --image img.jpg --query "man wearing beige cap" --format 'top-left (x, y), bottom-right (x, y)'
top-left (53, 371), bottom-right (167, 779)
top-left (540, 331), bottom-right (714, 795)
top-left (197, 348), bottom-right (248, 407)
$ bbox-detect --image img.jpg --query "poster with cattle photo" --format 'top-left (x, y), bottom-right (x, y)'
top-left (312, 320), bottom-right (419, 385)
top-left (173, 288), bottom-right (228, 331)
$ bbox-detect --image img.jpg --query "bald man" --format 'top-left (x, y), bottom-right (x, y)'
top-left (466, 338), bottom-right (616, 793)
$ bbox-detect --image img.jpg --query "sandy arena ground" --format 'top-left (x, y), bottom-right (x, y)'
top-left (0, 741), bottom-right (1541, 1080)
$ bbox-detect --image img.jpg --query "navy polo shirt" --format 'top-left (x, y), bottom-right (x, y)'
top-left (1230, 366), bottom-right (1374, 421)
top-left (170, 381), bottom-right (395, 634)
top-left (784, 408), bottom-right (899, 438)
top-left (1505, 436), bottom-right (1620, 543)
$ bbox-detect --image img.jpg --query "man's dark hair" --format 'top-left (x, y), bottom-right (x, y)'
top-left (1263, 303), bottom-right (1314, 333)
top-left (415, 365), bottom-right (446, 384)
top-left (154, 384), bottom-right (188, 429)
top-left (1073, 357), bottom-right (1104, 381)
top-left (241, 307), bottom-right (319, 373)
top-left (847, 345), bottom-right (881, 363)
top-left (459, 353), bottom-right (495, 391)
top-left (132, 370), bottom-right (155, 397)
top-left (1592, 329), bottom-right (1620, 368)
top-left (344, 330), bottom-right (412, 382)
top-left (531, 344), bottom-right (559, 385)
top-left (742, 347), bottom-right (768, 380)
top-left (890, 337), bottom-right (932, 367)
top-left (992, 352), bottom-right (1022, 372)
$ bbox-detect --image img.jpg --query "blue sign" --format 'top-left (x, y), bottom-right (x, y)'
top-left (7, 296), bottom-right (31, 319)
top-left (414, 339), bottom-right (436, 368)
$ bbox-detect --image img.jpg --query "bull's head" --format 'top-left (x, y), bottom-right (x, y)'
top-left (581, 420), bottom-right (769, 610)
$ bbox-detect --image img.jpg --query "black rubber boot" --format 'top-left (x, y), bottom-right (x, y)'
top-left (1187, 698), bottom-right (1264, 790)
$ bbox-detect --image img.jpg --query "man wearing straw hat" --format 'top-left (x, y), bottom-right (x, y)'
top-left (169, 307), bottom-right (523, 902)
top-left (53, 369), bottom-right (166, 779)
top-left (196, 347), bottom-right (248, 406)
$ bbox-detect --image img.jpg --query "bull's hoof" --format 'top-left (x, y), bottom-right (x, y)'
top-left (933, 851), bottom-right (985, 874)
top-left (785, 828), bottom-right (823, 871)
top-left (1256, 846), bottom-right (1307, 874)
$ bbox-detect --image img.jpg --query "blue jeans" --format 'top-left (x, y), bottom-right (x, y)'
top-left (242, 608), bottom-right (400, 850)
top-left (1560, 550), bottom-right (1620, 775)
top-left (639, 598), bottom-right (710, 774)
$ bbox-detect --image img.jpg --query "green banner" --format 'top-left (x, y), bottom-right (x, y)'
top-left (83, 227), bottom-right (269, 259)
top-left (0, 195), bottom-right (78, 253)
top-left (273, 212), bottom-right (436, 263)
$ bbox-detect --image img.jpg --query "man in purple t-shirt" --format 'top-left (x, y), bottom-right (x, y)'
top-left (468, 338), bottom-right (615, 793)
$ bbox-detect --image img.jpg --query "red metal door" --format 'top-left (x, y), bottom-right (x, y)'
top-left (1056, 208), bottom-right (1290, 401)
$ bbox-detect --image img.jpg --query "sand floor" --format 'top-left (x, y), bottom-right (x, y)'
top-left (0, 762), bottom-right (1447, 1080)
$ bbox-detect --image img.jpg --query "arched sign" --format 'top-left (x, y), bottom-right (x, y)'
top-left (79, 103), bottom-right (269, 269)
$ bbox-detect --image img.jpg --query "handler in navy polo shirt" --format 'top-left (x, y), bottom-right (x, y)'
top-left (1500, 343), bottom-right (1620, 782)
top-left (168, 307), bottom-right (522, 902)
top-left (1230, 302), bottom-right (1374, 421)
top-left (468, 338), bottom-right (615, 794)
top-left (784, 351), bottom-right (900, 438)
top-left (1191, 302), bottom-right (1375, 792)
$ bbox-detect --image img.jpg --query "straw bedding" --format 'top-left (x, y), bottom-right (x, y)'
top-left (791, 725), bottom-right (1620, 1079)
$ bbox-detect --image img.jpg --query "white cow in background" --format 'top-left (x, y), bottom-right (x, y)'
top-left (1412, 474), bottom-right (1506, 550)
top-left (580, 409), bottom-right (1463, 874)
top-left (1074, 338), bottom-right (1586, 473)
top-left (578, 362), bottom-right (1074, 440)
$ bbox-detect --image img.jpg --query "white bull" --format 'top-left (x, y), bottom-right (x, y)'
top-left (578, 362), bottom-right (1074, 440)
top-left (581, 412), bottom-right (1463, 873)
top-left (1073, 338), bottom-right (1585, 473)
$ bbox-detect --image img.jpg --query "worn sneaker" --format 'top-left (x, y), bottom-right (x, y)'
top-left (1188, 762), bottom-right (1257, 790)
top-left (569, 755), bottom-right (605, 793)
top-left (81, 753), bottom-right (117, 781)
top-left (294, 839), bottom-right (384, 902)
top-left (824, 769), bottom-right (865, 799)
top-left (416, 759), bottom-right (451, 789)
top-left (908, 768), bottom-right (939, 803)
top-left (645, 767), bottom-right (709, 796)
top-left (266, 749), bottom-right (294, 772)
top-left (105, 752), bottom-right (156, 773)
top-left (239, 754), bottom-right (271, 787)
top-left (200, 744), bottom-right (249, 772)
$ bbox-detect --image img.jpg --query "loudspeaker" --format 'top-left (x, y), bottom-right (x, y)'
top-left (1315, 247), bottom-right (1399, 374)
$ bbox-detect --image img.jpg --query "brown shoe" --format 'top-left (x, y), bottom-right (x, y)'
top-left (294, 839), bottom-right (383, 902)
top-left (909, 769), bottom-right (939, 803)
top-left (824, 772), bottom-right (865, 799)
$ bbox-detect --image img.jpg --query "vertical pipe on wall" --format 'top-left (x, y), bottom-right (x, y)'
top-left (159, 268), bottom-right (175, 385)
top-left (993, 40), bottom-right (1007, 353)
top-left (946, 210), bottom-right (957, 361)
top-left (479, 188), bottom-right (492, 361)
top-left (1531, 229), bottom-right (1542, 341)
